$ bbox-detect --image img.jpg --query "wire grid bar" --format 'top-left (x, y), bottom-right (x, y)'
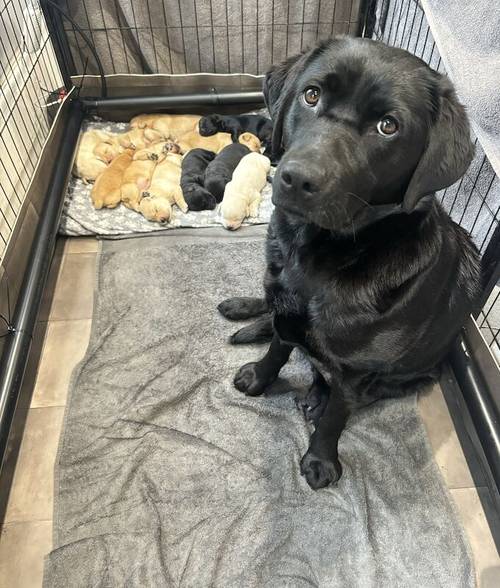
top-left (366, 0), bottom-right (500, 363)
top-left (57, 0), bottom-right (360, 76)
top-left (0, 0), bottom-right (63, 262)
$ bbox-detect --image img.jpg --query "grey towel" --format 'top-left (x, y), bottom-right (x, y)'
top-left (422, 0), bottom-right (500, 178)
top-left (44, 230), bottom-right (473, 587)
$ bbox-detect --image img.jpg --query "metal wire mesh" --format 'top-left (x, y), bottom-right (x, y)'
top-left (364, 0), bottom-right (500, 362)
top-left (0, 0), bottom-right (63, 262)
top-left (57, 0), bottom-right (361, 76)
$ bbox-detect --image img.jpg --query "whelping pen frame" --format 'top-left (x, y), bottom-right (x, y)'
top-left (0, 0), bottom-right (499, 542)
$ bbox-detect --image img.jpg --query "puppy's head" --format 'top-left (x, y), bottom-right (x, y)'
top-left (94, 142), bottom-right (120, 163)
top-left (265, 37), bottom-right (474, 233)
top-left (199, 114), bottom-right (221, 136)
top-left (238, 132), bottom-right (262, 153)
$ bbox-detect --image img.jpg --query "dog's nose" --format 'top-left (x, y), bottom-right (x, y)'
top-left (280, 161), bottom-right (322, 196)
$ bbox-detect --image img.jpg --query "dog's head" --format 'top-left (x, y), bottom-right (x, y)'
top-left (264, 37), bottom-right (474, 233)
top-left (238, 132), bottom-right (261, 153)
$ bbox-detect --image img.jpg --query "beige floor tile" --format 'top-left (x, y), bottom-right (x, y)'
top-left (4, 407), bottom-right (64, 523)
top-left (48, 253), bottom-right (97, 321)
top-left (38, 241), bottom-right (65, 322)
top-left (0, 520), bottom-right (52, 588)
top-left (418, 383), bottom-right (475, 489)
top-left (450, 488), bottom-right (500, 587)
top-left (64, 237), bottom-right (99, 255)
top-left (31, 320), bottom-right (92, 408)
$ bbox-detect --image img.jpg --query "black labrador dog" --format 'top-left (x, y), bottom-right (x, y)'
top-left (180, 148), bottom-right (217, 211)
top-left (199, 113), bottom-right (274, 158)
top-left (204, 143), bottom-right (250, 202)
top-left (218, 37), bottom-right (481, 490)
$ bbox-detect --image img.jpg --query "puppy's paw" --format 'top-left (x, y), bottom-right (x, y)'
top-left (300, 451), bottom-right (341, 490)
top-left (296, 385), bottom-right (329, 426)
top-left (186, 190), bottom-right (217, 211)
top-left (233, 362), bottom-right (270, 396)
top-left (217, 297), bottom-right (267, 320)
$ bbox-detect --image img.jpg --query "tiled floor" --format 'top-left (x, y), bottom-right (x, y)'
top-left (0, 236), bottom-right (499, 587)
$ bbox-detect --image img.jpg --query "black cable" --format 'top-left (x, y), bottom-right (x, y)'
top-left (41, 0), bottom-right (107, 97)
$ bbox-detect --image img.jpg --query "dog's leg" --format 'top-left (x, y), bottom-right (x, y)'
top-left (300, 392), bottom-right (349, 489)
top-left (296, 369), bottom-right (330, 426)
top-left (218, 297), bottom-right (268, 320)
top-left (229, 313), bottom-right (273, 344)
top-left (233, 333), bottom-right (293, 396)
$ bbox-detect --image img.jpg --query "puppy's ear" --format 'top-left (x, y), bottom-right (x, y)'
top-left (263, 50), bottom-right (310, 155)
top-left (403, 75), bottom-right (474, 212)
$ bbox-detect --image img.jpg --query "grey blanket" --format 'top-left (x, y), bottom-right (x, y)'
top-left (422, 0), bottom-right (500, 178)
top-left (44, 229), bottom-right (473, 587)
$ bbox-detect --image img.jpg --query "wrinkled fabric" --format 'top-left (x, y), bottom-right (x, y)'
top-left (63, 1), bottom-right (359, 76)
top-left (44, 231), bottom-right (473, 587)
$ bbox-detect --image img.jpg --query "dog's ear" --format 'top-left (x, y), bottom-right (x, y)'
top-left (263, 51), bottom-right (310, 155)
top-left (403, 75), bottom-right (474, 211)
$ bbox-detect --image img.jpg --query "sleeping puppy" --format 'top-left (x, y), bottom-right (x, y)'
top-left (180, 148), bottom-right (217, 211)
top-left (139, 153), bottom-right (186, 223)
top-left (73, 130), bottom-right (120, 182)
top-left (218, 37), bottom-right (480, 489)
top-left (118, 127), bottom-right (165, 150)
top-left (204, 143), bottom-right (250, 202)
top-left (130, 114), bottom-right (201, 141)
top-left (199, 113), bottom-right (273, 157)
top-left (220, 152), bottom-right (270, 230)
top-left (121, 145), bottom-right (166, 211)
top-left (177, 130), bottom-right (261, 155)
top-left (90, 149), bottom-right (134, 209)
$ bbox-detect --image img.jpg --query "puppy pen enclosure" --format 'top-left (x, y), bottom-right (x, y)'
top-left (0, 0), bottom-right (499, 537)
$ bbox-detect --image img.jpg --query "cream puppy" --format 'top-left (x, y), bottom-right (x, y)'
top-left (73, 129), bottom-right (119, 182)
top-left (220, 152), bottom-right (271, 230)
top-left (138, 153), bottom-right (187, 223)
top-left (130, 114), bottom-right (201, 141)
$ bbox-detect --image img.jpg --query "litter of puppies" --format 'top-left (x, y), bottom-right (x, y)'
top-left (73, 114), bottom-right (274, 227)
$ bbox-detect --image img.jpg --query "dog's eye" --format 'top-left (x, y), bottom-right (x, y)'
top-left (377, 116), bottom-right (399, 136)
top-left (303, 86), bottom-right (320, 106)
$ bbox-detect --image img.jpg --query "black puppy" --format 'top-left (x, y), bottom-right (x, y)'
top-left (180, 148), bottom-right (217, 211)
top-left (199, 114), bottom-right (274, 158)
top-left (204, 143), bottom-right (250, 202)
top-left (218, 37), bottom-right (480, 490)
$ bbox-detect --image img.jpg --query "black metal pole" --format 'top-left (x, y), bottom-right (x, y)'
top-left (476, 222), bottom-right (500, 316)
top-left (40, 0), bottom-right (75, 92)
top-left (449, 331), bottom-right (500, 494)
top-left (0, 100), bottom-right (84, 472)
top-left (357, 0), bottom-right (377, 38)
top-left (81, 91), bottom-right (265, 116)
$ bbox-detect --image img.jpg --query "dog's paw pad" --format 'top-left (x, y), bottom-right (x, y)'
top-left (233, 363), bottom-right (266, 396)
top-left (300, 451), bottom-right (341, 490)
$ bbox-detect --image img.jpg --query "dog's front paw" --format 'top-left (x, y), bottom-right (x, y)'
top-left (234, 362), bottom-right (270, 396)
top-left (300, 450), bottom-right (342, 490)
top-left (218, 297), bottom-right (267, 320)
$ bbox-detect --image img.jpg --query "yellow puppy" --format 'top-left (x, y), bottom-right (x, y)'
top-left (130, 114), bottom-right (201, 141)
top-left (118, 128), bottom-right (165, 150)
top-left (73, 129), bottom-right (119, 182)
top-left (238, 132), bottom-right (262, 153)
top-left (220, 152), bottom-right (271, 230)
top-left (121, 148), bottom-right (165, 211)
top-left (138, 153), bottom-right (187, 223)
top-left (177, 131), bottom-right (261, 155)
top-left (90, 149), bottom-right (134, 209)
top-left (132, 140), bottom-right (181, 161)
